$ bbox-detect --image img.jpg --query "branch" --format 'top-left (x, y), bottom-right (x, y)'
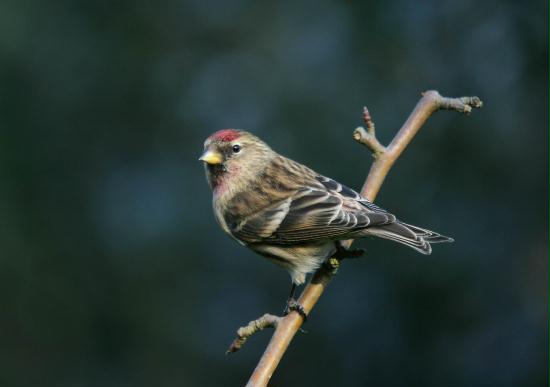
top-left (353, 106), bottom-right (386, 156)
top-left (226, 314), bottom-right (281, 354)
top-left (233, 90), bottom-right (482, 387)
top-left (354, 91), bottom-right (482, 201)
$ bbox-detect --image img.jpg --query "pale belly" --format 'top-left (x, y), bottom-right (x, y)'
top-left (249, 241), bottom-right (336, 285)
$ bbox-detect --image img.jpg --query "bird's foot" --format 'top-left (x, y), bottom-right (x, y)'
top-left (333, 242), bottom-right (365, 260)
top-left (283, 298), bottom-right (308, 321)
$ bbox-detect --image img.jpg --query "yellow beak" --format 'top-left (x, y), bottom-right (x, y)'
top-left (199, 149), bottom-right (224, 165)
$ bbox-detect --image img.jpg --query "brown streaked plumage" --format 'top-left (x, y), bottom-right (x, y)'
top-left (200, 129), bottom-right (453, 285)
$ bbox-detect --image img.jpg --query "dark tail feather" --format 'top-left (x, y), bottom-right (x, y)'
top-left (365, 222), bottom-right (453, 255)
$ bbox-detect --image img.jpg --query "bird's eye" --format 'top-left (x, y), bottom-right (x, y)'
top-left (232, 144), bottom-right (241, 153)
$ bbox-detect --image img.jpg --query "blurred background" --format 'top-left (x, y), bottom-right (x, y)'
top-left (0, 0), bottom-right (547, 386)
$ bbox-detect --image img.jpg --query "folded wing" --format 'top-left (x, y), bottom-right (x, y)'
top-left (231, 177), bottom-right (395, 245)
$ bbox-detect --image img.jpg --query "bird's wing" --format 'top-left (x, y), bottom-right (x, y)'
top-left (231, 175), bottom-right (395, 244)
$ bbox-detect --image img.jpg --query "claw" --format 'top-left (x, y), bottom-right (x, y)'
top-left (284, 298), bottom-right (308, 321)
top-left (333, 242), bottom-right (365, 260)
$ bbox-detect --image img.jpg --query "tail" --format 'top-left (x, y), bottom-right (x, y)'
top-left (365, 221), bottom-right (454, 255)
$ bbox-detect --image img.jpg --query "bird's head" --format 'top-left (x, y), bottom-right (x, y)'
top-left (200, 129), bottom-right (273, 193)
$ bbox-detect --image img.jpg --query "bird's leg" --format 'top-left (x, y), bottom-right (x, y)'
top-left (288, 282), bottom-right (297, 300)
top-left (283, 283), bottom-right (307, 321)
top-left (333, 241), bottom-right (365, 260)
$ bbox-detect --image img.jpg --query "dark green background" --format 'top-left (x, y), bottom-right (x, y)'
top-left (1, 0), bottom-right (547, 386)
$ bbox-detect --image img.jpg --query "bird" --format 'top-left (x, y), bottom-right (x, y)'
top-left (200, 129), bottom-right (453, 313)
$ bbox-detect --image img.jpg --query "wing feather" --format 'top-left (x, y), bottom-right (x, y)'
top-left (231, 176), bottom-right (394, 244)
top-left (221, 155), bottom-right (452, 255)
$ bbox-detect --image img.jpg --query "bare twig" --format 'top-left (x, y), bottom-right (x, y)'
top-left (362, 106), bottom-right (376, 133)
top-left (227, 314), bottom-right (281, 354)
top-left (356, 90), bottom-right (482, 201)
top-left (235, 90), bottom-right (482, 387)
top-left (354, 107), bottom-right (386, 156)
top-left (353, 127), bottom-right (386, 156)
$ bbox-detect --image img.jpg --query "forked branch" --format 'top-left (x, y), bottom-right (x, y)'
top-left (230, 90), bottom-right (482, 387)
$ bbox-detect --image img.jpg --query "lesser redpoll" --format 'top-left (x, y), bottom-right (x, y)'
top-left (200, 129), bottom-right (453, 290)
